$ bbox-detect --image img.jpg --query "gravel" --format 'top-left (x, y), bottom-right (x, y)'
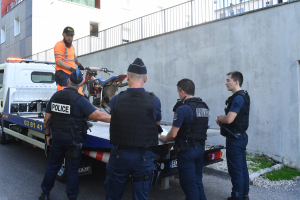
top-left (205, 146), bottom-right (300, 188)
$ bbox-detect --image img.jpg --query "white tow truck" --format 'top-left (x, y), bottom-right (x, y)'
top-left (0, 58), bottom-right (224, 188)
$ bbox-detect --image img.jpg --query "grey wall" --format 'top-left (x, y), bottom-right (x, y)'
top-left (0, 0), bottom-right (32, 63)
top-left (78, 2), bottom-right (300, 169)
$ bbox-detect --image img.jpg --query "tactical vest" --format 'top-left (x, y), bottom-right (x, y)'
top-left (110, 90), bottom-right (158, 147)
top-left (50, 89), bottom-right (86, 138)
top-left (173, 98), bottom-right (209, 142)
top-left (223, 90), bottom-right (250, 133)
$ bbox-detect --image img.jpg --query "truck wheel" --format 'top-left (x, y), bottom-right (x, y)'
top-left (56, 158), bottom-right (67, 183)
top-left (0, 123), bottom-right (8, 144)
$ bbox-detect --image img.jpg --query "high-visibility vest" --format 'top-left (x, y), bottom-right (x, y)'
top-left (54, 40), bottom-right (76, 75)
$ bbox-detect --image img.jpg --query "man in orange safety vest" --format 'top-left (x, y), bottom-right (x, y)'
top-left (54, 26), bottom-right (84, 95)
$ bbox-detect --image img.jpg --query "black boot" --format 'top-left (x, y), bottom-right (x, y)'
top-left (39, 192), bottom-right (50, 200)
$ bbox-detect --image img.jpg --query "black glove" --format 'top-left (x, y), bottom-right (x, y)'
top-left (69, 67), bottom-right (75, 72)
top-left (157, 124), bottom-right (163, 133)
top-left (78, 64), bottom-right (84, 70)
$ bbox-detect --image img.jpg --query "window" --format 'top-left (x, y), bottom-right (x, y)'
top-left (0, 70), bottom-right (4, 89)
top-left (65, 0), bottom-right (97, 8)
top-left (237, 9), bottom-right (244, 14)
top-left (121, 0), bottom-right (130, 10)
top-left (1, 26), bottom-right (6, 44)
top-left (186, 15), bottom-right (190, 27)
top-left (90, 22), bottom-right (99, 37)
top-left (230, 11), bottom-right (234, 16)
top-left (31, 72), bottom-right (54, 83)
top-left (266, 0), bottom-right (273, 6)
top-left (220, 13), bottom-right (225, 18)
top-left (122, 28), bottom-right (130, 43)
top-left (14, 17), bottom-right (20, 36)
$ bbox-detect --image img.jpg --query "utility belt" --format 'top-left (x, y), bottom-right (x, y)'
top-left (52, 130), bottom-right (84, 138)
top-left (117, 145), bottom-right (154, 152)
top-left (114, 144), bottom-right (154, 162)
top-left (174, 139), bottom-right (205, 153)
top-left (228, 132), bottom-right (247, 138)
top-left (220, 125), bottom-right (247, 139)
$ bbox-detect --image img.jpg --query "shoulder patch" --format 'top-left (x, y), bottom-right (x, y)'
top-left (173, 113), bottom-right (178, 121)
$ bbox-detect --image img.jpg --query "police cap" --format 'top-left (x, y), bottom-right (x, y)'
top-left (127, 58), bottom-right (147, 74)
top-left (70, 68), bottom-right (83, 84)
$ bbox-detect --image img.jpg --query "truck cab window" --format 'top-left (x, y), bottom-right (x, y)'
top-left (31, 72), bottom-right (54, 83)
top-left (0, 69), bottom-right (4, 89)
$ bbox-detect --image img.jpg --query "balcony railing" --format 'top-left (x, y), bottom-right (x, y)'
top-left (26, 0), bottom-right (294, 62)
top-left (6, 0), bottom-right (23, 14)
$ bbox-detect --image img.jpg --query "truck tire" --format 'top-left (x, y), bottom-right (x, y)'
top-left (0, 122), bottom-right (8, 144)
top-left (56, 158), bottom-right (67, 183)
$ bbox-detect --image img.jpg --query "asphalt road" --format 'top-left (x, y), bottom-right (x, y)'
top-left (0, 141), bottom-right (299, 200)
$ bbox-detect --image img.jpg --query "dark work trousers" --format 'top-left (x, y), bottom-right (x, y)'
top-left (55, 70), bottom-right (70, 87)
top-left (177, 144), bottom-right (207, 200)
top-left (41, 136), bottom-right (81, 199)
top-left (105, 146), bottom-right (155, 200)
top-left (226, 134), bottom-right (249, 200)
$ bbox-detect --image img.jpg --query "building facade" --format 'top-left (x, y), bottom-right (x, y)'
top-left (0, 0), bottom-right (187, 63)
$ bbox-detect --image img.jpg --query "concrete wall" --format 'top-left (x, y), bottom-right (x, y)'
top-left (0, 0), bottom-right (32, 62)
top-left (78, 1), bottom-right (300, 169)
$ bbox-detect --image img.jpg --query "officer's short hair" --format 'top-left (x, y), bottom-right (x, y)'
top-left (68, 78), bottom-right (81, 88)
top-left (227, 71), bottom-right (243, 87)
top-left (127, 72), bottom-right (147, 81)
top-left (177, 79), bottom-right (195, 96)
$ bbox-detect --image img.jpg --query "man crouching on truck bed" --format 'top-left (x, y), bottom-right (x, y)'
top-left (39, 69), bottom-right (111, 200)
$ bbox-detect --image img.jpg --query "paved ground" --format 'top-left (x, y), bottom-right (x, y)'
top-left (0, 141), bottom-right (299, 200)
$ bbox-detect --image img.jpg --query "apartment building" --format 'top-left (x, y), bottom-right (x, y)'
top-left (214, 0), bottom-right (289, 19)
top-left (0, 0), bottom-right (187, 63)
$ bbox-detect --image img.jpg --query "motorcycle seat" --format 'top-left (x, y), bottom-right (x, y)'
top-left (97, 74), bottom-right (127, 87)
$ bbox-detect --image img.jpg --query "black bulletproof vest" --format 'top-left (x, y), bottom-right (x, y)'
top-left (223, 90), bottom-right (250, 133)
top-left (173, 98), bottom-right (209, 142)
top-left (50, 89), bottom-right (86, 137)
top-left (110, 90), bottom-right (158, 147)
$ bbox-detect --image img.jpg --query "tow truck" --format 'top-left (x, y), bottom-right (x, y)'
top-left (0, 58), bottom-right (223, 188)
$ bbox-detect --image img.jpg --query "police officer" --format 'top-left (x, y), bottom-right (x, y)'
top-left (105, 58), bottom-right (162, 200)
top-left (160, 78), bottom-right (209, 200)
top-left (54, 26), bottom-right (84, 95)
top-left (215, 71), bottom-right (250, 200)
top-left (39, 69), bottom-right (111, 200)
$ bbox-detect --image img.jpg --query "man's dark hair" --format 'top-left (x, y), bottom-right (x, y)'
top-left (177, 78), bottom-right (195, 96)
top-left (227, 71), bottom-right (243, 87)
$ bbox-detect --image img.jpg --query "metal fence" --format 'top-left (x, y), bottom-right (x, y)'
top-left (27, 0), bottom-right (289, 61)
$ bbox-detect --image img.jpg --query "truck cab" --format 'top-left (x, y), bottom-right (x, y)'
top-left (0, 58), bottom-right (56, 116)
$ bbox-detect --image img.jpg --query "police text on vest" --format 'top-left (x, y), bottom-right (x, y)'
top-left (51, 102), bottom-right (71, 114)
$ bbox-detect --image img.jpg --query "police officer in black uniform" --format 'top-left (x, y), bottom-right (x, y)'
top-left (160, 78), bottom-right (209, 200)
top-left (216, 71), bottom-right (250, 200)
top-left (105, 58), bottom-right (162, 200)
top-left (39, 69), bottom-right (111, 200)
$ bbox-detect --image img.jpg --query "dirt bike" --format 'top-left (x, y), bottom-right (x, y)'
top-left (82, 67), bottom-right (128, 113)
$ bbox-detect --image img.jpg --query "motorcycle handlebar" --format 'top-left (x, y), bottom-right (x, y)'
top-left (84, 67), bottom-right (114, 73)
